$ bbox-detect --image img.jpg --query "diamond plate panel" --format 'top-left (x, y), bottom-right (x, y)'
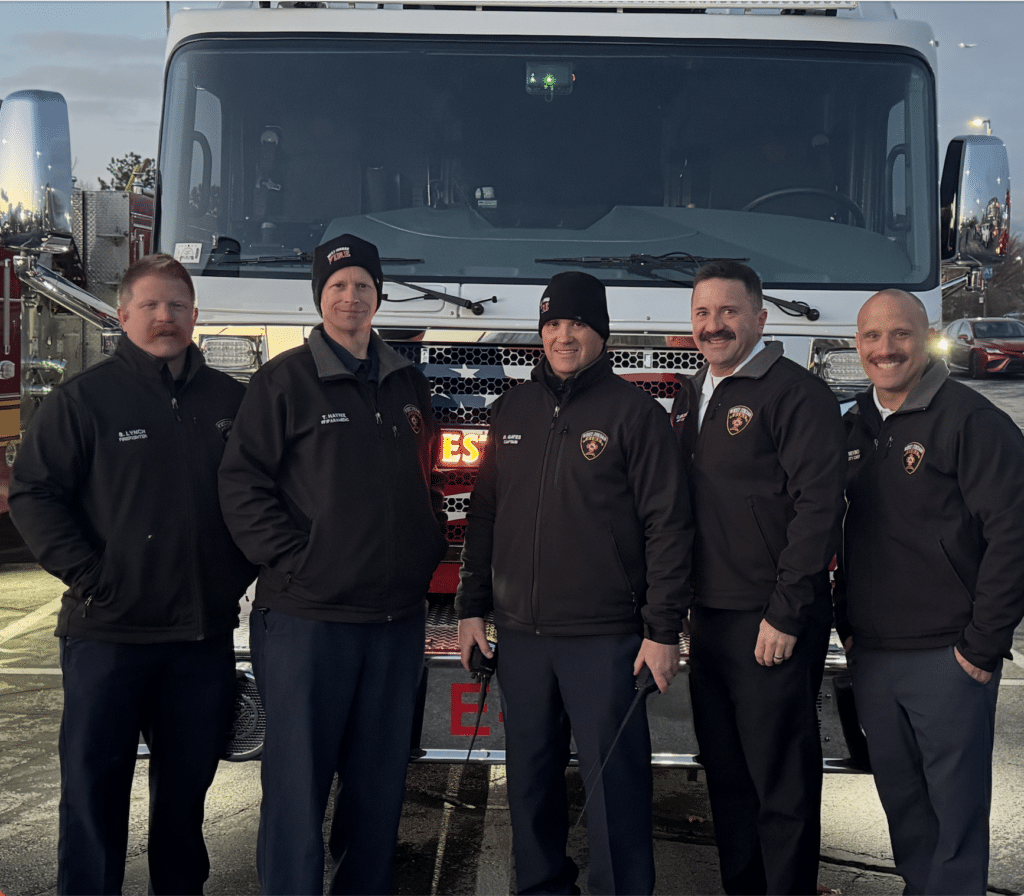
top-left (78, 191), bottom-right (132, 307)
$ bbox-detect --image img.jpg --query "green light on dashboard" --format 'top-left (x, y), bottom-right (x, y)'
top-left (525, 61), bottom-right (574, 99)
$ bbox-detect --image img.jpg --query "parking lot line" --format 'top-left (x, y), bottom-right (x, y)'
top-left (0, 596), bottom-right (63, 645)
top-left (475, 764), bottom-right (513, 895)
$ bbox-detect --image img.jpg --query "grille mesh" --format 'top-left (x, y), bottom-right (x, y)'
top-left (398, 340), bottom-right (700, 554)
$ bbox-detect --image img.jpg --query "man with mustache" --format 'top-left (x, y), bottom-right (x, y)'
top-left (670, 260), bottom-right (845, 895)
top-left (9, 254), bottom-right (255, 895)
top-left (836, 289), bottom-right (1024, 894)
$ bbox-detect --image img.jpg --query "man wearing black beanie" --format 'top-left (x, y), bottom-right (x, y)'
top-left (457, 271), bottom-right (693, 895)
top-left (219, 233), bottom-right (447, 896)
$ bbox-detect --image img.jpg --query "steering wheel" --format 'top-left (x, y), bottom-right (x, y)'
top-left (742, 188), bottom-right (866, 229)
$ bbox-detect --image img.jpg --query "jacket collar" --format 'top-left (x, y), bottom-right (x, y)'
top-left (114, 334), bottom-right (205, 385)
top-left (308, 324), bottom-right (412, 382)
top-left (852, 359), bottom-right (948, 425)
top-left (691, 340), bottom-right (783, 393)
top-left (531, 350), bottom-right (613, 400)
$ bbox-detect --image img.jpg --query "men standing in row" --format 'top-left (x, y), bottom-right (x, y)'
top-left (218, 234), bottom-right (447, 895)
top-left (458, 272), bottom-right (693, 895)
top-left (10, 255), bottom-right (255, 895)
top-left (671, 260), bottom-right (845, 895)
top-left (837, 289), bottom-right (1024, 895)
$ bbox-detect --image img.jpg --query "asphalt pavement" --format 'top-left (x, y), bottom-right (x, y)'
top-left (2, 373), bottom-right (1023, 896)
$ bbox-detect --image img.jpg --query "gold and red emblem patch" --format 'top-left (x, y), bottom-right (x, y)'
top-left (539, 297), bottom-right (550, 315)
top-left (404, 403), bottom-right (424, 435)
top-left (726, 406), bottom-right (753, 436)
top-left (903, 442), bottom-right (925, 474)
top-left (580, 429), bottom-right (608, 460)
top-left (326, 246), bottom-right (352, 264)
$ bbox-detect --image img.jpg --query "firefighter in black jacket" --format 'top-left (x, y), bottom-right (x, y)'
top-left (218, 234), bottom-right (446, 896)
top-left (458, 272), bottom-right (693, 896)
top-left (836, 289), bottom-right (1024, 895)
top-left (9, 255), bottom-right (255, 896)
top-left (670, 260), bottom-right (846, 896)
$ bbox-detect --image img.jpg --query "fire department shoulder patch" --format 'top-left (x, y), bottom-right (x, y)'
top-left (903, 442), bottom-right (925, 474)
top-left (581, 430), bottom-right (608, 460)
top-left (726, 406), bottom-right (753, 436)
top-left (215, 418), bottom-right (234, 441)
top-left (404, 404), bottom-right (424, 435)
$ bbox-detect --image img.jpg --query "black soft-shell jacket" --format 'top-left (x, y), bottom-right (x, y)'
top-left (836, 362), bottom-right (1024, 672)
top-left (456, 354), bottom-right (693, 645)
top-left (9, 339), bottom-right (255, 643)
top-left (218, 327), bottom-right (446, 623)
top-left (671, 342), bottom-right (846, 636)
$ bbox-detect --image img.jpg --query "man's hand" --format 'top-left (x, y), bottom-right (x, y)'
top-left (458, 617), bottom-right (492, 674)
top-left (754, 618), bottom-right (797, 667)
top-left (954, 646), bottom-right (993, 684)
top-left (634, 638), bottom-right (679, 694)
top-left (843, 636), bottom-right (853, 654)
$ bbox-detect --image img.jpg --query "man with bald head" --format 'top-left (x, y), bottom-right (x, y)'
top-left (836, 288), bottom-right (1024, 895)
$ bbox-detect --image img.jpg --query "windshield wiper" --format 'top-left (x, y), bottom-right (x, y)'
top-left (205, 248), bottom-right (426, 267)
top-left (535, 252), bottom-right (820, 321)
top-left (536, 251), bottom-right (736, 277)
top-left (386, 278), bottom-right (497, 316)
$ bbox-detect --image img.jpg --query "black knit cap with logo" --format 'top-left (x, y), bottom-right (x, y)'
top-left (538, 271), bottom-right (610, 340)
top-left (311, 233), bottom-right (385, 313)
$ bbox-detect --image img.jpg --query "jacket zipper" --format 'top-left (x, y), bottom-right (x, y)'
top-left (172, 385), bottom-right (206, 640)
top-left (552, 422), bottom-right (570, 483)
top-left (692, 379), bottom-right (719, 463)
top-left (371, 378), bottom-right (397, 609)
top-left (529, 401), bottom-right (561, 630)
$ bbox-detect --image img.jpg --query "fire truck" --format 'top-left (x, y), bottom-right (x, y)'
top-left (0, 0), bottom-right (1010, 767)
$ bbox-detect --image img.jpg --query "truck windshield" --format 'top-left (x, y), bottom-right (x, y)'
top-left (159, 35), bottom-right (936, 290)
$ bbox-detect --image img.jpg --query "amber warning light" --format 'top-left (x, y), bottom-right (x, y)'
top-left (441, 429), bottom-right (489, 467)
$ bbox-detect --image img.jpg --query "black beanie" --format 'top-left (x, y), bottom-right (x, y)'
top-left (538, 271), bottom-right (610, 340)
top-left (311, 234), bottom-right (384, 313)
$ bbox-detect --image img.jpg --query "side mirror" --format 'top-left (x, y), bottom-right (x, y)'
top-left (0, 90), bottom-right (74, 251)
top-left (940, 134), bottom-right (1011, 266)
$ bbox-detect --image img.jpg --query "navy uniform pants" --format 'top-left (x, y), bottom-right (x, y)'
top-left (250, 607), bottom-right (425, 896)
top-left (688, 605), bottom-right (831, 896)
top-left (497, 629), bottom-right (655, 896)
top-left (849, 645), bottom-right (1001, 896)
top-left (57, 634), bottom-right (235, 896)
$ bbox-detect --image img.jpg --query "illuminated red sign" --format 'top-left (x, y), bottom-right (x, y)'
top-left (440, 428), bottom-right (489, 467)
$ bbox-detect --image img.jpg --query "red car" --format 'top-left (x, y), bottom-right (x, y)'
top-left (942, 317), bottom-right (1024, 378)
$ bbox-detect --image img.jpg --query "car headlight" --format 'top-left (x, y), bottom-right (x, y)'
top-left (819, 348), bottom-right (868, 385)
top-left (199, 335), bottom-right (264, 380)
